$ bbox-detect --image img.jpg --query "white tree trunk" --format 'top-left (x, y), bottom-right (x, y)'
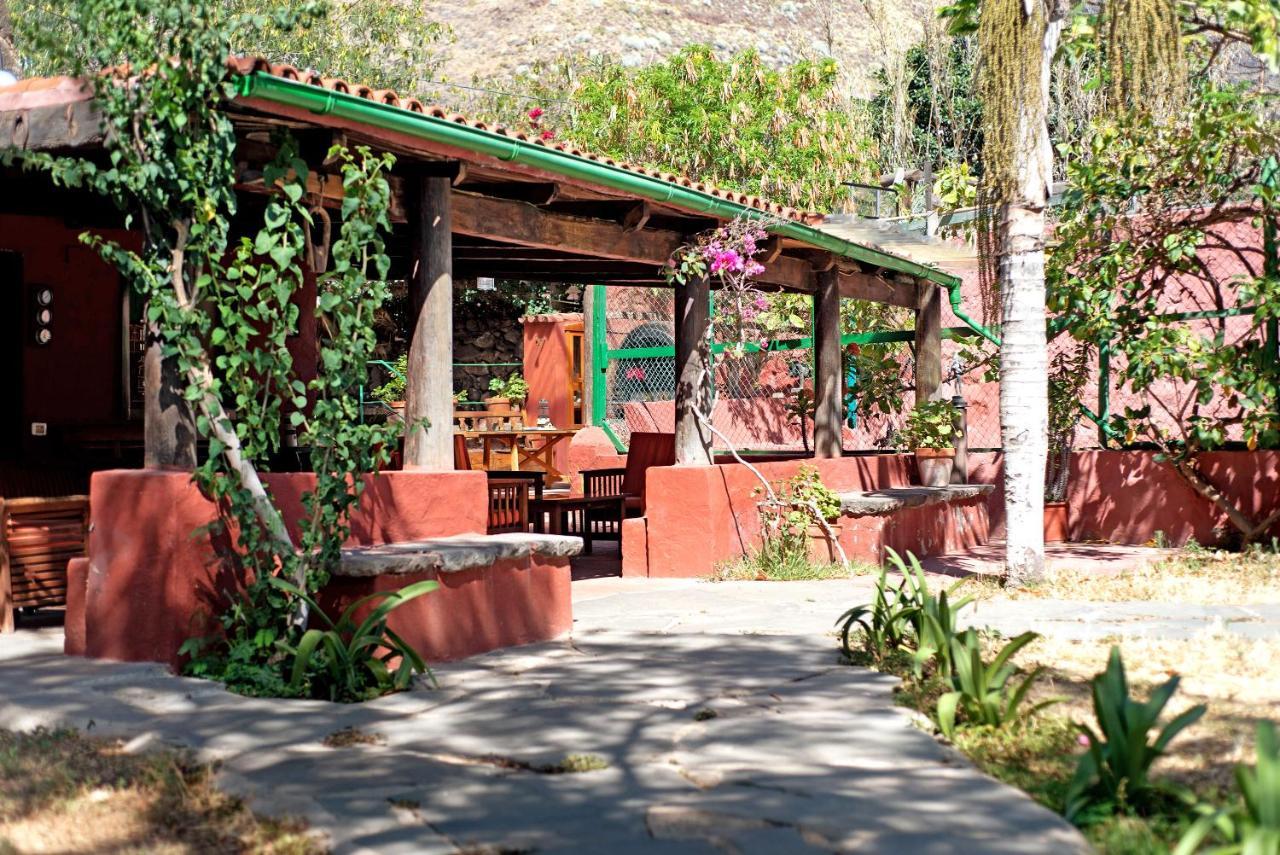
top-left (1000, 5), bottom-right (1065, 587)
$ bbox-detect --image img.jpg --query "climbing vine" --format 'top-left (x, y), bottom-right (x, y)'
top-left (9, 0), bottom-right (413, 697)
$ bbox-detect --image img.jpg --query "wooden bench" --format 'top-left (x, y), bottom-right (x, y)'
top-left (325, 533), bottom-right (583, 662)
top-left (1, 495), bottom-right (89, 632)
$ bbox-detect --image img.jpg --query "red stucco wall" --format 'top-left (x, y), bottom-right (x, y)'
top-left (76, 468), bottom-right (493, 667)
top-left (636, 454), bottom-right (994, 577)
top-left (522, 313), bottom-right (581, 474)
top-left (319, 555), bottom-right (572, 663)
top-left (1069, 450), bottom-right (1280, 546)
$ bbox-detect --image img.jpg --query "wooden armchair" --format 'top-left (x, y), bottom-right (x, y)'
top-left (485, 479), bottom-right (530, 534)
top-left (582, 432), bottom-right (676, 517)
top-left (454, 435), bottom-right (543, 533)
top-left (2, 495), bottom-right (89, 632)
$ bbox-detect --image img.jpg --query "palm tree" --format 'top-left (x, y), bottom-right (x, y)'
top-left (977, 0), bottom-right (1071, 586)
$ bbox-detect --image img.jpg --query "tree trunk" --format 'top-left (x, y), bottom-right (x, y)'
top-left (1000, 5), bottom-right (1066, 587)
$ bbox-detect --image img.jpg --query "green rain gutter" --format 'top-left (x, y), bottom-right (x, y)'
top-left (233, 72), bottom-right (985, 300)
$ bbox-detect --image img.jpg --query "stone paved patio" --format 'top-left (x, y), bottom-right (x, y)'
top-left (0, 576), bottom-right (1090, 854)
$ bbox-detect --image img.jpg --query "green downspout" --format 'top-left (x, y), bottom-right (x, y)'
top-left (233, 71), bottom-right (964, 291)
top-left (589, 283), bottom-right (626, 452)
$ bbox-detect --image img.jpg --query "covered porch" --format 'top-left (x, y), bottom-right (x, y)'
top-left (0, 59), bottom-right (986, 648)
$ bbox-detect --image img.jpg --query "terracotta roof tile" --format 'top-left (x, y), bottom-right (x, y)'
top-left (224, 56), bottom-right (819, 224)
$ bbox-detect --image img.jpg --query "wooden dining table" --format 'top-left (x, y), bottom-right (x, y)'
top-left (455, 428), bottom-right (576, 481)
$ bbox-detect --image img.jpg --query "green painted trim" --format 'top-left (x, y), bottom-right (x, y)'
top-left (589, 283), bottom-right (608, 430)
top-left (598, 420), bottom-right (628, 453)
top-left (234, 71), bottom-right (961, 288)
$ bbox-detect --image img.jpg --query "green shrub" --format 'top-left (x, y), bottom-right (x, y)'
top-left (270, 577), bottom-right (438, 703)
top-left (897, 399), bottom-right (959, 450)
top-left (487, 373), bottom-right (529, 402)
top-left (1065, 647), bottom-right (1206, 824)
top-left (936, 629), bottom-right (1060, 739)
top-left (1175, 720), bottom-right (1280, 855)
top-left (371, 354), bottom-right (409, 402)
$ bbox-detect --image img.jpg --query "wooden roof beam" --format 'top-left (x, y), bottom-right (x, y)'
top-left (838, 270), bottom-right (918, 308)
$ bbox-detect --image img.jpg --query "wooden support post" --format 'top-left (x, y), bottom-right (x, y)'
top-left (404, 174), bottom-right (455, 470)
top-left (143, 323), bottom-right (196, 470)
top-left (674, 275), bottom-right (712, 465)
top-left (813, 267), bottom-right (842, 458)
top-left (1, 498), bottom-right (11, 634)
top-left (914, 280), bottom-right (943, 403)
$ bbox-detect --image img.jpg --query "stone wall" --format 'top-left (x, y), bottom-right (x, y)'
top-left (453, 313), bottom-right (524, 404)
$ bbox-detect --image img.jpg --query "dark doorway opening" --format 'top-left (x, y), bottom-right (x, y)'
top-left (0, 251), bottom-right (23, 460)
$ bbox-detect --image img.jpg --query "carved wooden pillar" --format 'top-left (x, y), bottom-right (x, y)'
top-left (813, 267), bottom-right (842, 458)
top-left (914, 280), bottom-right (943, 403)
top-left (143, 323), bottom-right (196, 470)
top-left (404, 174), bottom-right (454, 470)
top-left (674, 275), bottom-right (712, 464)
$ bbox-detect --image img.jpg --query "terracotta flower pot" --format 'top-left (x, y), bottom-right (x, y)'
top-left (915, 447), bottom-right (955, 487)
top-left (388, 401), bottom-right (406, 422)
top-left (485, 396), bottom-right (514, 415)
top-left (1044, 501), bottom-right (1069, 543)
top-left (807, 522), bottom-right (844, 563)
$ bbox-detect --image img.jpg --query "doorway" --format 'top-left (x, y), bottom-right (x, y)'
top-left (0, 251), bottom-right (23, 459)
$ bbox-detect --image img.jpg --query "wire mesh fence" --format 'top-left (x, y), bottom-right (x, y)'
top-left (596, 284), bottom-right (1006, 453)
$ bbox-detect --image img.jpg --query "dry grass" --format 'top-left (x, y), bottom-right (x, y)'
top-left (992, 546), bottom-right (1280, 605)
top-left (1019, 630), bottom-right (1280, 795)
top-left (0, 728), bottom-right (321, 854)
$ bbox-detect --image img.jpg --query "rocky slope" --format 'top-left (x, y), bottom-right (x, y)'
top-left (422, 0), bottom-right (934, 99)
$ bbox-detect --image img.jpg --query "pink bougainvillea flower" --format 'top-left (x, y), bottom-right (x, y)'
top-left (528, 107), bottom-right (544, 120)
top-left (625, 366), bottom-right (647, 381)
top-left (540, 129), bottom-right (555, 141)
top-left (1077, 734), bottom-right (1090, 747)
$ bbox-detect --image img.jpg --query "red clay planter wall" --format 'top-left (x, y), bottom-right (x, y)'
top-left (319, 554), bottom-right (571, 663)
top-left (69, 468), bottom-right (574, 669)
top-left (633, 455), bottom-right (991, 577)
top-left (1069, 450), bottom-right (1280, 546)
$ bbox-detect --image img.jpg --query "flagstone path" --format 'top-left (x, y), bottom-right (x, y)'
top-left (0, 578), bottom-right (1099, 854)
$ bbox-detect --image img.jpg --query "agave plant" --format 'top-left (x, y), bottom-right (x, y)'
top-left (897, 550), bottom-right (974, 678)
top-left (270, 576), bottom-right (438, 703)
top-left (1175, 721), bottom-right (1280, 855)
top-left (936, 629), bottom-right (1060, 739)
top-left (1065, 646), bottom-right (1207, 824)
top-left (837, 560), bottom-right (920, 661)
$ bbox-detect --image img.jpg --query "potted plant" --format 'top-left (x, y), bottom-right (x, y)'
top-left (899, 399), bottom-right (959, 487)
top-left (371, 354), bottom-right (409, 421)
top-left (485, 373), bottom-right (529, 415)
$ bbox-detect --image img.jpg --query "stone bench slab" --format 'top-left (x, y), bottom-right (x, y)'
top-left (338, 533), bottom-right (583, 578)
top-left (838, 485), bottom-right (994, 517)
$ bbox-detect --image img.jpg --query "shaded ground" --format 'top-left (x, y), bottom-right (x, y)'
top-left (0, 576), bottom-right (1085, 854)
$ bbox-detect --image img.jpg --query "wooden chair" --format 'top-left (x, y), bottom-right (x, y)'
top-left (582, 432), bottom-right (676, 517)
top-left (1, 495), bottom-right (89, 632)
top-left (454, 435), bottom-right (543, 533)
top-left (485, 479), bottom-right (530, 534)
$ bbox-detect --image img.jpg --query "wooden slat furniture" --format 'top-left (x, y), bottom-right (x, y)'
top-left (529, 494), bottom-right (625, 554)
top-left (1, 495), bottom-right (89, 632)
top-left (582, 432), bottom-right (676, 516)
top-left (485, 479), bottom-right (530, 534)
top-left (454, 435), bottom-right (544, 533)
top-left (456, 428), bottom-right (576, 481)
top-left (453, 409), bottom-right (524, 432)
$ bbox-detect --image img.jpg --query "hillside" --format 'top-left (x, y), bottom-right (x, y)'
top-left (421, 0), bottom-right (935, 99)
